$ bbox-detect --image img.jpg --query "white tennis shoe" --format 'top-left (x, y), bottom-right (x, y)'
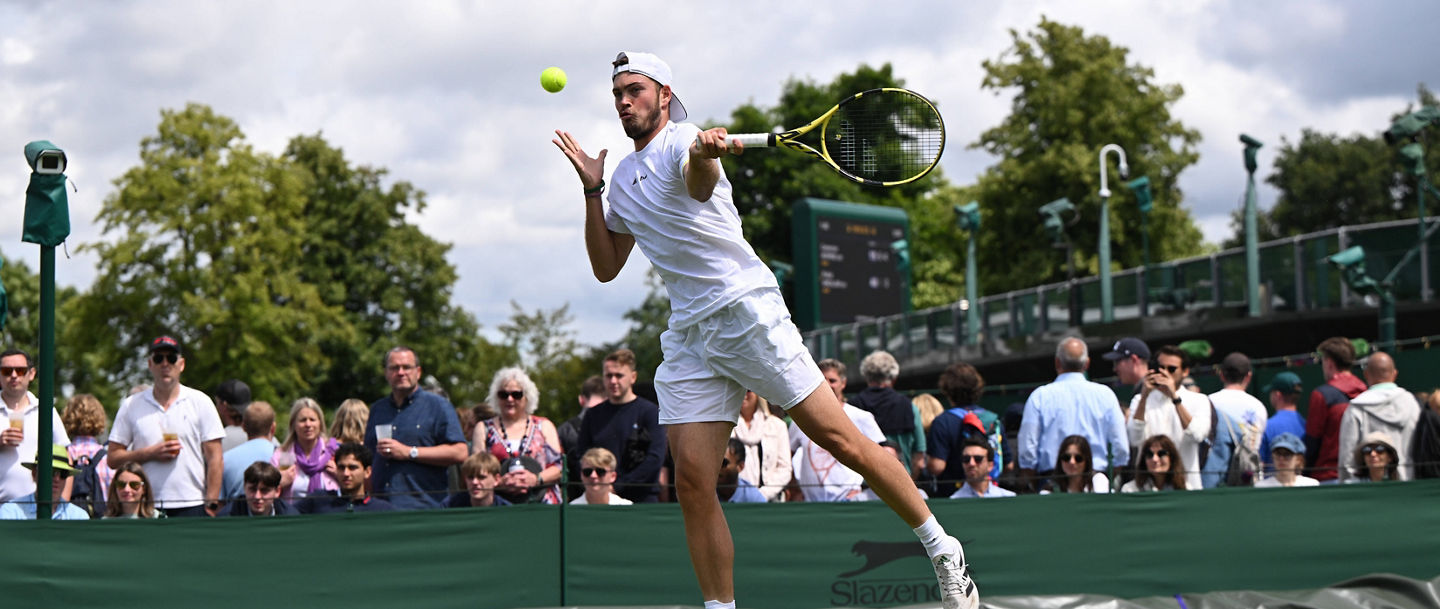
top-left (932, 536), bottom-right (979, 609)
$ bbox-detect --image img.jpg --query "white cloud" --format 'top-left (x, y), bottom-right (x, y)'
top-left (0, 0), bottom-right (1434, 352)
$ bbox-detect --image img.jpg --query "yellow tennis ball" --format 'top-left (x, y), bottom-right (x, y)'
top-left (541, 66), bottom-right (567, 93)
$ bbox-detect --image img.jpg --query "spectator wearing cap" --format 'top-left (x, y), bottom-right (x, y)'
top-left (221, 401), bottom-right (277, 501)
top-left (226, 461), bottom-right (297, 516)
top-left (1259, 372), bottom-right (1307, 470)
top-left (1304, 337), bottom-right (1367, 483)
top-left (0, 443), bottom-right (88, 520)
top-left (1103, 338), bottom-right (1151, 420)
top-left (445, 451), bottom-right (511, 508)
top-left (1338, 352), bottom-right (1420, 482)
top-left (107, 336), bottom-right (226, 517)
top-left (1255, 433), bottom-right (1317, 488)
top-left (215, 379), bottom-right (252, 451)
top-left (948, 438), bottom-right (1015, 499)
top-left (365, 346), bottom-right (468, 510)
top-left (0, 348), bottom-right (71, 505)
top-left (1209, 353), bottom-right (1268, 445)
top-left (572, 447), bottom-right (635, 505)
top-left (1128, 345), bottom-right (1211, 491)
top-left (1018, 338), bottom-right (1128, 492)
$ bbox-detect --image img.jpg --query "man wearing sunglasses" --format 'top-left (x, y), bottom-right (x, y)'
top-left (0, 348), bottom-right (71, 505)
top-left (948, 439), bottom-right (1014, 498)
top-left (0, 443), bottom-right (88, 520)
top-left (1128, 344), bottom-right (1211, 491)
top-left (1337, 351), bottom-right (1420, 482)
top-left (108, 336), bottom-right (226, 517)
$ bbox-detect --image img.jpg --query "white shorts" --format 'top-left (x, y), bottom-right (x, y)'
top-left (654, 289), bottom-right (826, 425)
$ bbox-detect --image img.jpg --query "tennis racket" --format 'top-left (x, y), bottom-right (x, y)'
top-left (724, 88), bottom-right (945, 187)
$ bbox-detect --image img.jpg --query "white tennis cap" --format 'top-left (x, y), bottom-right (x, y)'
top-left (612, 51), bottom-right (688, 122)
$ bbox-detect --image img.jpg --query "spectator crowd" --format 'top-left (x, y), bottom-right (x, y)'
top-left (3, 332), bottom-right (1438, 520)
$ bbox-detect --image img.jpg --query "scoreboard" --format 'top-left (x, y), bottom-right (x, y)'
top-left (792, 198), bottom-right (910, 332)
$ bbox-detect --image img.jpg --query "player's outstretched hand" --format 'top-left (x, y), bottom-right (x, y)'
top-left (691, 127), bottom-right (743, 160)
top-left (553, 130), bottom-right (607, 192)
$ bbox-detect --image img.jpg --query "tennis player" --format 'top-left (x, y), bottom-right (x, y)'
top-left (553, 51), bottom-right (978, 609)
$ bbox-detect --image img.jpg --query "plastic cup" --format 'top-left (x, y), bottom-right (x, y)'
top-left (8, 418), bottom-right (22, 430)
top-left (160, 422), bottom-right (180, 456)
top-left (275, 451), bottom-right (295, 471)
top-left (376, 424), bottom-right (393, 441)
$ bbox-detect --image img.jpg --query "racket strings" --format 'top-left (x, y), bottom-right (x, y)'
top-left (825, 91), bottom-right (944, 184)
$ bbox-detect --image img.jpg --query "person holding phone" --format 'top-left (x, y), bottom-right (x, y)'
top-left (1127, 345), bottom-right (1211, 490)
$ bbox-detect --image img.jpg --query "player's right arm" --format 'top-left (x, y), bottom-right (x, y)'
top-left (554, 130), bottom-right (634, 282)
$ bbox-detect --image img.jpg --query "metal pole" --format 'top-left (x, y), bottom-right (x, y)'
top-left (1242, 135), bottom-right (1264, 317)
top-left (966, 231), bottom-right (979, 345)
top-left (1420, 180), bottom-right (1430, 301)
top-left (1098, 145), bottom-right (1128, 323)
top-left (36, 246), bottom-right (54, 520)
top-left (1379, 291), bottom-right (1396, 353)
top-left (1140, 214), bottom-right (1150, 317)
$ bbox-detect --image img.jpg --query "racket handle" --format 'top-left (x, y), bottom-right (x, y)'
top-left (726, 133), bottom-right (774, 148)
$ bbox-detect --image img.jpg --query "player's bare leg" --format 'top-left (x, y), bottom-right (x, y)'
top-left (788, 384), bottom-right (979, 609)
top-left (667, 420), bottom-right (737, 604)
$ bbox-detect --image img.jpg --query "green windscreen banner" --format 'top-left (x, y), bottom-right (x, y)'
top-left (2, 482), bottom-right (1438, 608)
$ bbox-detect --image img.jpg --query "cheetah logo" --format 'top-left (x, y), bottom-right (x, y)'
top-left (837, 540), bottom-right (928, 578)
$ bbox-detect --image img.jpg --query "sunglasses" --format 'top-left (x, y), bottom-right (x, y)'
top-left (1060, 453), bottom-right (1085, 464)
top-left (1361, 444), bottom-right (1390, 455)
top-left (1145, 449), bottom-right (1171, 460)
top-left (151, 353), bottom-right (179, 365)
top-left (0, 366), bottom-right (31, 377)
top-left (496, 390), bottom-right (524, 401)
top-left (960, 454), bottom-right (988, 464)
top-left (1151, 365), bottom-right (1180, 374)
top-left (581, 467), bottom-right (609, 477)
top-left (117, 480), bottom-right (145, 490)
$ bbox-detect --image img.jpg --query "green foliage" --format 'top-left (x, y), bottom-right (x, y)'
top-left (0, 250), bottom-right (80, 402)
top-left (282, 134), bottom-right (508, 408)
top-left (1229, 85), bottom-right (1439, 246)
top-left (63, 103), bottom-right (507, 412)
top-left (497, 302), bottom-right (598, 421)
top-left (969, 17), bottom-right (1206, 293)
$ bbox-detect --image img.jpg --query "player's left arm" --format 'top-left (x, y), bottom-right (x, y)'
top-left (685, 127), bottom-right (742, 202)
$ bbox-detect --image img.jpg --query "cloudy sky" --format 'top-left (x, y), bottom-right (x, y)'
top-left (1, 1), bottom-right (1434, 347)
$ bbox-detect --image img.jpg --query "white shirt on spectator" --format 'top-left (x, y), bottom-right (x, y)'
top-left (790, 404), bottom-right (886, 502)
top-left (0, 391), bottom-right (70, 503)
top-left (1128, 388), bottom-right (1212, 491)
top-left (1209, 388), bottom-right (1268, 451)
top-left (110, 385), bottom-right (225, 509)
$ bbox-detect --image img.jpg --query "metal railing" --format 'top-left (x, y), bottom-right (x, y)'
top-left (803, 217), bottom-right (1440, 365)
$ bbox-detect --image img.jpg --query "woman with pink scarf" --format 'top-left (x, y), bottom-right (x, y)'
top-left (273, 397), bottom-right (339, 498)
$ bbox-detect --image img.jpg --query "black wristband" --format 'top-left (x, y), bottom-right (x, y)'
top-left (583, 180), bottom-right (605, 195)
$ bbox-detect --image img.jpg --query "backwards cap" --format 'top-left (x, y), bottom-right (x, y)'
top-left (612, 51), bottom-right (688, 122)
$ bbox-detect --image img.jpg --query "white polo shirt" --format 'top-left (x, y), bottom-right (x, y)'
top-left (0, 392), bottom-right (71, 503)
top-left (111, 385), bottom-right (225, 508)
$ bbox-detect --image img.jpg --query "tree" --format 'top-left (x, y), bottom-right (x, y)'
top-left (282, 134), bottom-right (508, 408)
top-left (497, 302), bottom-right (598, 422)
top-left (0, 250), bottom-right (80, 400)
top-left (1228, 85), bottom-right (1439, 245)
top-left (969, 17), bottom-right (1206, 293)
top-left (64, 104), bottom-right (507, 411)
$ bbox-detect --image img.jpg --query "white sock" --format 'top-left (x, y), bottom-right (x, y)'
top-left (704, 601), bottom-right (736, 609)
top-left (913, 516), bottom-right (957, 558)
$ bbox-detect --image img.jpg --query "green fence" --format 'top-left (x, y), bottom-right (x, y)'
top-left (5, 482), bottom-right (1440, 608)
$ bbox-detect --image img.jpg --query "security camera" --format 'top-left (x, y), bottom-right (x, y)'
top-left (954, 201), bottom-right (981, 232)
top-left (1239, 134), bottom-right (1263, 148)
top-left (23, 140), bottom-right (67, 175)
top-left (1327, 246), bottom-right (1366, 269)
top-left (1126, 176), bottom-right (1153, 213)
top-left (1383, 106), bottom-right (1439, 145)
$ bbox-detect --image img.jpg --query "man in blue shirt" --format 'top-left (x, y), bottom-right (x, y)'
top-left (718, 439), bottom-right (766, 503)
top-left (364, 347), bottom-right (468, 510)
top-left (221, 401), bottom-right (276, 500)
top-left (1018, 338), bottom-right (1130, 491)
top-left (0, 444), bottom-right (89, 520)
top-left (948, 439), bottom-right (1015, 499)
top-left (1259, 372), bottom-right (1307, 470)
